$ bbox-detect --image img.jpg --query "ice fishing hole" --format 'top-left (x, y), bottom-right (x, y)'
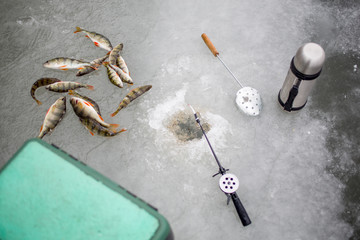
top-left (166, 110), bottom-right (211, 142)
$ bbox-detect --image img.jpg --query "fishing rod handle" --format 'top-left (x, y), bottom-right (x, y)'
top-left (201, 33), bottom-right (219, 57)
top-left (231, 192), bottom-right (251, 226)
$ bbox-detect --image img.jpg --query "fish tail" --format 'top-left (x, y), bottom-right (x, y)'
top-left (110, 110), bottom-right (119, 117)
top-left (108, 123), bottom-right (120, 132)
top-left (86, 85), bottom-right (94, 90)
top-left (115, 128), bottom-right (127, 135)
top-left (74, 27), bottom-right (83, 33)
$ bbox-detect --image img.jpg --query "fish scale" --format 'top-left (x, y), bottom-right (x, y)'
top-left (38, 96), bottom-right (66, 139)
top-left (104, 62), bottom-right (123, 88)
top-left (79, 117), bottom-right (126, 137)
top-left (111, 85), bottom-right (152, 117)
top-left (68, 91), bottom-right (101, 116)
top-left (76, 54), bottom-right (109, 77)
top-left (74, 27), bottom-right (113, 51)
top-left (30, 78), bottom-right (61, 105)
top-left (45, 81), bottom-right (94, 92)
top-left (116, 55), bottom-right (129, 75)
top-left (110, 64), bottom-right (133, 85)
top-left (109, 43), bottom-right (123, 65)
top-left (70, 96), bottom-right (118, 130)
top-left (43, 57), bottom-right (94, 70)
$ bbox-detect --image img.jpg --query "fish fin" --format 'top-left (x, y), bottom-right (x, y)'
top-left (40, 125), bottom-right (43, 132)
top-left (61, 68), bottom-right (68, 71)
top-left (90, 65), bottom-right (98, 70)
top-left (45, 106), bottom-right (52, 115)
top-left (108, 123), bottom-right (120, 131)
top-left (116, 128), bottom-right (127, 134)
top-left (86, 85), bottom-right (94, 90)
top-left (74, 27), bottom-right (82, 33)
top-left (94, 42), bottom-right (99, 47)
top-left (106, 51), bottom-right (111, 55)
top-left (88, 130), bottom-right (94, 136)
top-left (36, 100), bottom-right (42, 105)
top-left (84, 101), bottom-right (94, 107)
top-left (68, 90), bottom-right (75, 95)
top-left (110, 111), bottom-right (117, 117)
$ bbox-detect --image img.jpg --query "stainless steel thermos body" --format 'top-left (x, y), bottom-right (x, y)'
top-left (278, 43), bottom-right (325, 112)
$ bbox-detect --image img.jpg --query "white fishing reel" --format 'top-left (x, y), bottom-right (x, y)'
top-left (219, 173), bottom-right (239, 194)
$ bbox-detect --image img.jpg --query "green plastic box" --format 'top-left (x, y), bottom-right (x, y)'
top-left (0, 139), bottom-right (173, 240)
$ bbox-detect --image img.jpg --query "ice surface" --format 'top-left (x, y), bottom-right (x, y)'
top-left (0, 0), bottom-right (359, 239)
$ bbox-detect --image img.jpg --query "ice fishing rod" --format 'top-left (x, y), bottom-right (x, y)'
top-left (189, 104), bottom-right (251, 227)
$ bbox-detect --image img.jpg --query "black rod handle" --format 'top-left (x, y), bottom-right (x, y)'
top-left (231, 192), bottom-right (251, 226)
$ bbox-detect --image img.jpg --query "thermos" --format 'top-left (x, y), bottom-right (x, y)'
top-left (278, 43), bottom-right (325, 112)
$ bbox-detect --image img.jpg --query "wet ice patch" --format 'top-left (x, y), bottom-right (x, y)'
top-left (166, 110), bottom-right (211, 142)
top-left (16, 16), bottom-right (38, 26)
top-left (147, 84), bottom-right (232, 161)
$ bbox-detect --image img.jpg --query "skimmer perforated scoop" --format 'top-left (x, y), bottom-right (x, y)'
top-left (201, 33), bottom-right (262, 116)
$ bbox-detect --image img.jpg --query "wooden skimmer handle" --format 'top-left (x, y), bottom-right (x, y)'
top-left (201, 33), bottom-right (219, 57)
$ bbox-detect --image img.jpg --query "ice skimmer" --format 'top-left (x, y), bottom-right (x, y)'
top-left (201, 33), bottom-right (262, 116)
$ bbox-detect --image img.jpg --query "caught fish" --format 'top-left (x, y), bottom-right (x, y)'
top-left (103, 62), bottom-right (123, 88)
top-left (70, 96), bottom-right (119, 130)
top-left (76, 54), bottom-right (109, 77)
top-left (43, 57), bottom-right (97, 71)
top-left (116, 55), bottom-right (129, 75)
top-left (38, 96), bottom-right (66, 139)
top-left (111, 85), bottom-right (152, 117)
top-left (109, 43), bottom-right (123, 65)
top-left (46, 81), bottom-right (94, 92)
top-left (74, 27), bottom-right (113, 51)
top-left (75, 66), bottom-right (96, 77)
top-left (79, 117), bottom-right (126, 137)
top-left (30, 78), bottom-right (61, 105)
top-left (110, 64), bottom-right (133, 85)
top-left (68, 90), bottom-right (101, 116)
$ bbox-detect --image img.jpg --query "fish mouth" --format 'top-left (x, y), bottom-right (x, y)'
top-left (71, 97), bottom-right (79, 105)
top-left (69, 97), bottom-right (76, 105)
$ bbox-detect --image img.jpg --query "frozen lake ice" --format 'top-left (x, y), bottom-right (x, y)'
top-left (0, 0), bottom-right (359, 239)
